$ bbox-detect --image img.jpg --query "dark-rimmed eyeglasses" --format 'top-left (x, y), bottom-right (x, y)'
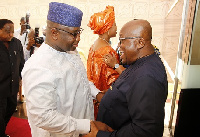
top-left (119, 37), bottom-right (141, 45)
top-left (48, 26), bottom-right (83, 38)
top-left (55, 28), bottom-right (83, 38)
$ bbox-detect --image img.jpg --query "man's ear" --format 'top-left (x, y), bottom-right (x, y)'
top-left (51, 28), bottom-right (58, 40)
top-left (137, 38), bottom-right (145, 49)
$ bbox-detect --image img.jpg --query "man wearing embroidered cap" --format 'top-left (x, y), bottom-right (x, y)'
top-left (22, 2), bottom-right (111, 137)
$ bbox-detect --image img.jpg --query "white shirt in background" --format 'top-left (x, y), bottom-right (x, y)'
top-left (14, 28), bottom-right (30, 61)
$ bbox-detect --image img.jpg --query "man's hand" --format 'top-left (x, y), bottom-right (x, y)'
top-left (96, 92), bottom-right (104, 103)
top-left (81, 121), bottom-right (114, 137)
top-left (26, 37), bottom-right (35, 50)
top-left (93, 121), bottom-right (114, 132)
top-left (82, 121), bottom-right (98, 137)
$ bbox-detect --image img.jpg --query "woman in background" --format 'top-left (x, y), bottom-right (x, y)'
top-left (87, 6), bottom-right (120, 119)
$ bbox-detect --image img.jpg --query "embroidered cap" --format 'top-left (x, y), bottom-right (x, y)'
top-left (47, 2), bottom-right (83, 27)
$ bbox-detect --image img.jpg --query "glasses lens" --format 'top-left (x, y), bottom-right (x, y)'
top-left (73, 28), bottom-right (83, 37)
top-left (73, 32), bottom-right (78, 38)
top-left (119, 38), bottom-right (123, 45)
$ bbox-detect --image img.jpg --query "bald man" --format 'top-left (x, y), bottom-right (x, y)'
top-left (87, 19), bottom-right (168, 137)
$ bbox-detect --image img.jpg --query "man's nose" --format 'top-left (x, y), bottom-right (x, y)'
top-left (76, 34), bottom-right (81, 41)
top-left (118, 42), bottom-right (122, 48)
top-left (9, 32), bottom-right (14, 37)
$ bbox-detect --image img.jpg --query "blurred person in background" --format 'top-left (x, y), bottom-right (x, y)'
top-left (0, 19), bottom-right (25, 137)
top-left (87, 6), bottom-right (122, 120)
top-left (26, 28), bottom-right (43, 56)
top-left (41, 25), bottom-right (46, 41)
top-left (14, 16), bottom-right (30, 62)
top-left (14, 17), bottom-right (30, 103)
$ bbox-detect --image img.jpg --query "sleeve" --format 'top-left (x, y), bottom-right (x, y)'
top-left (86, 48), bottom-right (93, 82)
top-left (87, 46), bottom-right (120, 88)
top-left (23, 46), bottom-right (30, 61)
top-left (97, 76), bottom-right (165, 137)
top-left (19, 40), bottom-right (25, 79)
top-left (89, 81), bottom-right (100, 99)
top-left (23, 32), bottom-right (30, 61)
top-left (105, 49), bottom-right (120, 86)
top-left (22, 67), bottom-right (90, 135)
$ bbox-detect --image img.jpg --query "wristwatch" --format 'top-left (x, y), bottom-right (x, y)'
top-left (114, 64), bottom-right (119, 69)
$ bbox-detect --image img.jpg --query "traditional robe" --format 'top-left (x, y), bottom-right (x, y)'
top-left (22, 43), bottom-right (99, 137)
top-left (87, 45), bottom-right (119, 119)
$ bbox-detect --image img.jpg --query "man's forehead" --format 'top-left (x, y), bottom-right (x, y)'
top-left (48, 20), bottom-right (80, 32)
top-left (21, 20), bottom-right (26, 24)
top-left (120, 24), bottom-right (143, 37)
top-left (3, 23), bottom-right (14, 29)
top-left (48, 20), bottom-right (79, 28)
top-left (119, 26), bottom-right (133, 37)
top-left (59, 25), bottom-right (80, 31)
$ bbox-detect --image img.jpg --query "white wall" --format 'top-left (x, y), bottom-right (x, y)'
top-left (182, 65), bottom-right (200, 88)
top-left (0, 0), bottom-right (175, 67)
top-left (181, 2), bottom-right (200, 89)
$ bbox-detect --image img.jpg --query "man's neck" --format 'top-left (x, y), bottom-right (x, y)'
top-left (45, 41), bottom-right (65, 52)
top-left (3, 41), bottom-right (9, 49)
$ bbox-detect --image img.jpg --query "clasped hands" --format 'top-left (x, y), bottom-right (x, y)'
top-left (82, 80), bottom-right (114, 137)
top-left (82, 121), bottom-right (114, 137)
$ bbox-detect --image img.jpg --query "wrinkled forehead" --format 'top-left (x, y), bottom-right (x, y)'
top-left (119, 24), bottom-right (142, 37)
top-left (3, 23), bottom-right (14, 31)
top-left (47, 20), bottom-right (80, 32)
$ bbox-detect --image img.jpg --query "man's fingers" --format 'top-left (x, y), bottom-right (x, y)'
top-left (107, 126), bottom-right (114, 132)
top-left (90, 121), bottom-right (98, 131)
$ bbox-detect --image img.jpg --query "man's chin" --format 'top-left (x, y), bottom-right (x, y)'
top-left (71, 47), bottom-right (76, 51)
top-left (3, 38), bottom-right (12, 42)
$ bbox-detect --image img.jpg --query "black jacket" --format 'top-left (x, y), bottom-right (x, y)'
top-left (0, 37), bottom-right (25, 98)
top-left (97, 53), bottom-right (168, 137)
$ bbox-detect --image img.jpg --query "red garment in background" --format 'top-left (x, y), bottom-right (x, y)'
top-left (87, 45), bottom-right (120, 119)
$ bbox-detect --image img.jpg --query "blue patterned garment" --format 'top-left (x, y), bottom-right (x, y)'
top-left (47, 2), bottom-right (83, 27)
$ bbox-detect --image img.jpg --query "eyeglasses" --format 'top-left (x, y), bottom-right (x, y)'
top-left (55, 28), bottom-right (83, 38)
top-left (119, 37), bottom-right (141, 45)
top-left (47, 26), bottom-right (83, 38)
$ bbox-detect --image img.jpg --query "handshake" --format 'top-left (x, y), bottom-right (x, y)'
top-left (81, 121), bottom-right (114, 137)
